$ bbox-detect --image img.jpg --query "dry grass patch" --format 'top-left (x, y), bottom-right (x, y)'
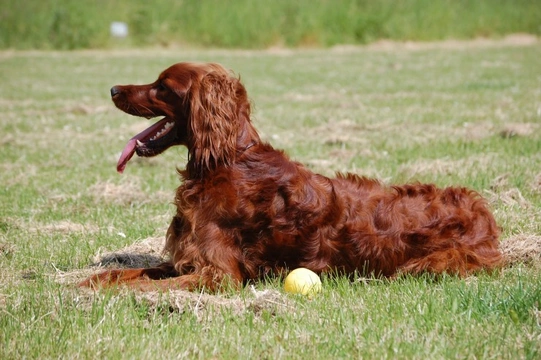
top-left (487, 188), bottom-right (531, 209)
top-left (28, 220), bottom-right (99, 235)
top-left (485, 174), bottom-right (533, 209)
top-left (499, 122), bottom-right (538, 139)
top-left (312, 119), bottom-right (371, 147)
top-left (73, 285), bottom-right (293, 321)
top-left (500, 234), bottom-right (541, 266)
top-left (0, 242), bottom-right (13, 256)
top-left (137, 286), bottom-right (292, 319)
top-left (399, 153), bottom-right (497, 179)
top-left (65, 103), bottom-right (110, 116)
top-left (460, 121), bottom-right (498, 141)
top-left (89, 179), bottom-right (146, 205)
top-left (532, 173), bottom-right (541, 193)
top-left (89, 178), bottom-right (171, 206)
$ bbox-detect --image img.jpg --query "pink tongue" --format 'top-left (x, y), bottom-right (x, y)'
top-left (116, 138), bottom-right (138, 173)
top-left (116, 118), bottom-right (171, 173)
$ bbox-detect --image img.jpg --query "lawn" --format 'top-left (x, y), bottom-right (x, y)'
top-left (1, 38), bottom-right (540, 359)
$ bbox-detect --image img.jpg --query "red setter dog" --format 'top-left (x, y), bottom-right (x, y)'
top-left (80, 62), bottom-right (502, 291)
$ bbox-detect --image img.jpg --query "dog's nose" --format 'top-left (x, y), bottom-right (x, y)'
top-left (110, 86), bottom-right (121, 97)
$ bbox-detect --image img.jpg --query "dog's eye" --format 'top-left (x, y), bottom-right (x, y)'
top-left (157, 82), bottom-right (167, 91)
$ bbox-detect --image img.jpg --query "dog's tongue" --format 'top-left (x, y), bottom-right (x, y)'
top-left (117, 118), bottom-right (170, 173)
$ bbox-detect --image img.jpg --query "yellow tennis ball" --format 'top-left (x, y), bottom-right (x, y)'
top-left (283, 268), bottom-right (322, 296)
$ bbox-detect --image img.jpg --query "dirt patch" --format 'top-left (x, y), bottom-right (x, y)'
top-left (91, 236), bottom-right (166, 268)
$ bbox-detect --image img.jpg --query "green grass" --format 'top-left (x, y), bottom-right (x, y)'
top-left (1, 0), bottom-right (540, 49)
top-left (1, 41), bottom-right (541, 359)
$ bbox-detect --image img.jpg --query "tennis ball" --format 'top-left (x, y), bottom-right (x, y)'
top-left (283, 268), bottom-right (322, 296)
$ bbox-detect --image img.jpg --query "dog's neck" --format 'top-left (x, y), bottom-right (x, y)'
top-left (236, 121), bottom-right (261, 155)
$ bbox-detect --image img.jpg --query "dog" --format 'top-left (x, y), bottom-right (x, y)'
top-left (79, 62), bottom-right (502, 291)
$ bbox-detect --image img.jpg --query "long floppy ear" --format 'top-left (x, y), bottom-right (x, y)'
top-left (187, 70), bottom-right (243, 175)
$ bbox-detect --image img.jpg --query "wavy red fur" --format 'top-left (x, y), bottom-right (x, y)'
top-left (79, 62), bottom-right (502, 292)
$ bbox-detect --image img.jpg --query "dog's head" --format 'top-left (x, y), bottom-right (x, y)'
top-left (111, 62), bottom-right (258, 175)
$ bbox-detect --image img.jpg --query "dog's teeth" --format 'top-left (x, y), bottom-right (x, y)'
top-left (136, 140), bottom-right (144, 147)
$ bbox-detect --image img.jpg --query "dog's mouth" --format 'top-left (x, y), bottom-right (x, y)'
top-left (117, 117), bottom-right (176, 173)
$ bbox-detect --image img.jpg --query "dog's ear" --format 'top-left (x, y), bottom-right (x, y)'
top-left (187, 71), bottom-right (244, 174)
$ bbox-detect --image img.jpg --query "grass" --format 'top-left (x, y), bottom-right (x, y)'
top-left (1, 0), bottom-right (540, 49)
top-left (1, 40), bottom-right (541, 359)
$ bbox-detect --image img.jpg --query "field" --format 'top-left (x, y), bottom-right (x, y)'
top-left (2, 0), bottom-right (540, 49)
top-left (1, 38), bottom-right (541, 358)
